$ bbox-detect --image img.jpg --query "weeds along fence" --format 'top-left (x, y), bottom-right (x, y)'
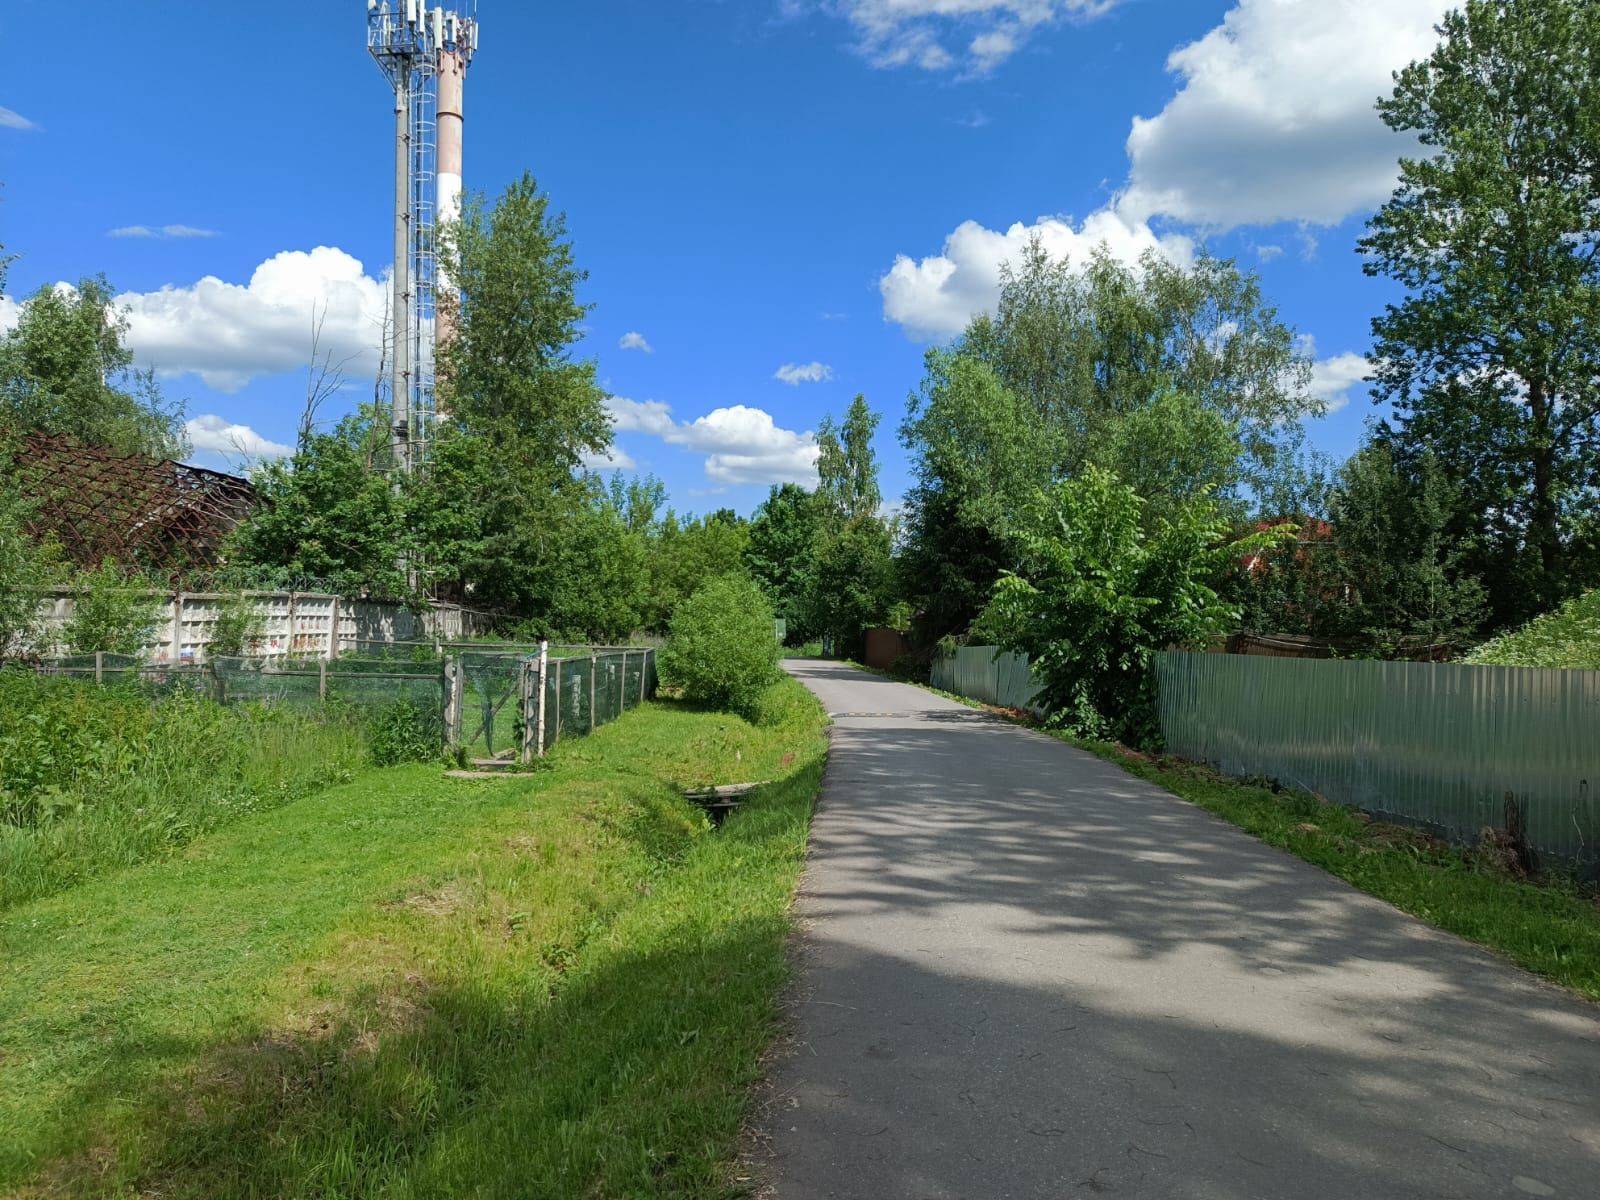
top-left (450, 646), bottom-right (658, 765)
top-left (930, 646), bottom-right (1045, 715)
top-left (1156, 652), bottom-right (1600, 863)
top-left (34, 642), bottom-right (659, 767)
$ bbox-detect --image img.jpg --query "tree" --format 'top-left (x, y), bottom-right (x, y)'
top-left (639, 509), bottom-right (751, 633)
top-left (899, 351), bottom-right (1052, 639)
top-left (229, 410), bottom-right (411, 598)
top-left (1361, 0), bottom-right (1600, 624)
top-left (967, 242), bottom-right (1315, 493)
top-left (1325, 443), bottom-right (1487, 655)
top-left (816, 394), bottom-right (882, 522)
top-left (900, 244), bottom-right (1317, 643)
top-left (981, 467), bottom-right (1291, 747)
top-left (0, 275), bottom-right (187, 459)
top-left (809, 395), bottom-right (894, 653)
top-left (745, 483), bottom-right (822, 640)
top-left (0, 441), bottom-right (61, 658)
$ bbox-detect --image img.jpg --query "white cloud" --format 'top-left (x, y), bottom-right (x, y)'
top-left (582, 447), bottom-right (637, 472)
top-left (1308, 351), bottom-right (1372, 414)
top-left (108, 224), bottom-right (220, 240)
top-left (880, 211), bottom-right (1194, 340)
top-left (0, 294), bottom-right (19, 336)
top-left (0, 106), bottom-right (37, 131)
top-left (821, 1), bottom-right (1121, 73)
top-left (619, 330), bottom-right (653, 353)
top-left (117, 247), bottom-right (388, 392)
top-left (605, 395), bottom-right (819, 486)
top-left (185, 415), bottom-right (293, 463)
top-left (775, 361), bottom-right (834, 386)
top-left (1119, 0), bottom-right (1446, 231)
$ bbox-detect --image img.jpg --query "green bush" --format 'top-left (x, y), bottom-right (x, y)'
top-left (207, 592), bottom-right (266, 658)
top-left (982, 467), bottom-right (1292, 748)
top-left (63, 560), bottom-right (163, 655)
top-left (365, 697), bottom-right (443, 766)
top-left (659, 575), bottom-right (781, 720)
top-left (1467, 590), bottom-right (1600, 669)
top-left (0, 669), bottom-right (367, 908)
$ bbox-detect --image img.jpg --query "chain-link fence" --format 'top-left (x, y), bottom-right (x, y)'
top-left (37, 642), bottom-right (658, 767)
top-left (443, 646), bottom-right (657, 764)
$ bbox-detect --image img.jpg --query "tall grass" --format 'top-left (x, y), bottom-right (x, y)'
top-left (0, 669), bottom-right (369, 909)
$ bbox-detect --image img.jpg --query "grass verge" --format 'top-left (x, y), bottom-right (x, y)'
top-left (845, 660), bottom-right (1600, 1003)
top-left (0, 669), bottom-right (371, 910)
top-left (0, 676), bottom-right (828, 1199)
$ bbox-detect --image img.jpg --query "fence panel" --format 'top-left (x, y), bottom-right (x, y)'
top-left (519, 648), bottom-right (656, 763)
top-left (931, 646), bottom-right (1044, 714)
top-left (1156, 652), bottom-right (1600, 862)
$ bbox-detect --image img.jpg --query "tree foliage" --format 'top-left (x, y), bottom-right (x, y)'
top-left (1361, 0), bottom-right (1600, 624)
top-left (0, 276), bottom-right (187, 459)
top-left (900, 245), bottom-right (1313, 642)
top-left (982, 468), bottom-right (1292, 747)
top-left (745, 484), bottom-right (822, 639)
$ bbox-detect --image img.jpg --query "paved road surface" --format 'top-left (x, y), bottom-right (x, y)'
top-left (758, 660), bottom-right (1600, 1200)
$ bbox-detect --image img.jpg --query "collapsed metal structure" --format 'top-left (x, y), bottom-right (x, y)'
top-left (14, 435), bottom-right (258, 578)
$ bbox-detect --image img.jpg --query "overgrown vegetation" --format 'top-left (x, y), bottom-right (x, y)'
top-left (0, 671), bottom-right (385, 909)
top-left (980, 467), bottom-right (1291, 746)
top-left (1466, 590), bottom-right (1600, 669)
top-left (659, 574), bottom-right (782, 720)
top-left (0, 676), bottom-right (828, 1198)
top-left (60, 559), bottom-right (164, 654)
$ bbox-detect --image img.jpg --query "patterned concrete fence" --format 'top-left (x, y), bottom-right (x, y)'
top-left (32, 590), bottom-right (497, 665)
top-left (1156, 651), bottom-right (1600, 862)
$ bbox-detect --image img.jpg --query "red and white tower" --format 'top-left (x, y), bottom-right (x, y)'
top-left (367, 1), bottom-right (480, 475)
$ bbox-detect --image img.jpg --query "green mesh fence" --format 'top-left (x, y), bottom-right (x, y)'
top-left (518, 649), bottom-right (656, 760)
top-left (460, 651), bottom-right (526, 760)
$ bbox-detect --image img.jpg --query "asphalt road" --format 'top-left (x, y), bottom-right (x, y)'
top-left (757, 659), bottom-right (1600, 1200)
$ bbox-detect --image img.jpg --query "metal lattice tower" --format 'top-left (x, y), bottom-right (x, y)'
top-left (367, 1), bottom-right (479, 475)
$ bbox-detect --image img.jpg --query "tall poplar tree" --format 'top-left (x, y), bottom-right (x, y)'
top-left (1361, 0), bottom-right (1600, 623)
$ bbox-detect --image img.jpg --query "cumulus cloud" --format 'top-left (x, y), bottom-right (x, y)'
top-left (1308, 351), bottom-right (1372, 414)
top-left (1119, 0), bottom-right (1446, 231)
top-left (880, 211), bottom-right (1193, 340)
top-left (605, 395), bottom-right (819, 486)
top-left (0, 106), bottom-right (37, 131)
top-left (185, 415), bottom-right (293, 463)
top-left (108, 224), bottom-right (220, 240)
top-left (815, 1), bottom-right (1120, 73)
top-left (0, 294), bottom-right (19, 336)
top-left (775, 361), bottom-right (834, 386)
top-left (117, 247), bottom-right (388, 392)
top-left (618, 330), bottom-right (653, 353)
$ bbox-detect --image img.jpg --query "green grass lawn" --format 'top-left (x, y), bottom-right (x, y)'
top-left (0, 678), bottom-right (827, 1199)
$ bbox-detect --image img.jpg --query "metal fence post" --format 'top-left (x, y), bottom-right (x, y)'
top-left (318, 659), bottom-right (328, 704)
top-left (590, 653), bottom-right (597, 733)
top-left (536, 640), bottom-right (549, 758)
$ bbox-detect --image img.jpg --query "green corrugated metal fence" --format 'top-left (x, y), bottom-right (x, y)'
top-left (930, 646), bottom-right (1044, 714)
top-left (1156, 652), bottom-right (1600, 862)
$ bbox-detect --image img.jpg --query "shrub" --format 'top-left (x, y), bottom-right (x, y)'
top-left (659, 575), bottom-right (781, 720)
top-left (982, 467), bottom-right (1292, 748)
top-left (63, 560), bottom-right (163, 655)
top-left (1467, 590), bottom-right (1600, 669)
top-left (207, 592), bottom-right (266, 658)
top-left (365, 697), bottom-right (443, 766)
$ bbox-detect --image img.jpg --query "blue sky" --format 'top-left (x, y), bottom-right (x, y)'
top-left (0, 0), bottom-right (1450, 515)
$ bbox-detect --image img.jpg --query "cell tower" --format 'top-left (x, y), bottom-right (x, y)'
top-left (367, 1), bottom-right (480, 475)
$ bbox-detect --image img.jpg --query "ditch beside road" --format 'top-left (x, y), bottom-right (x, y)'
top-left (760, 658), bottom-right (1600, 1200)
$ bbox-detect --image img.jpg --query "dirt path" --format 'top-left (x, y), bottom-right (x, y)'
top-left (757, 659), bottom-right (1600, 1199)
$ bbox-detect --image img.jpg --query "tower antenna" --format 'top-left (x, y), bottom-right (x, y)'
top-left (367, 1), bottom-right (479, 476)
